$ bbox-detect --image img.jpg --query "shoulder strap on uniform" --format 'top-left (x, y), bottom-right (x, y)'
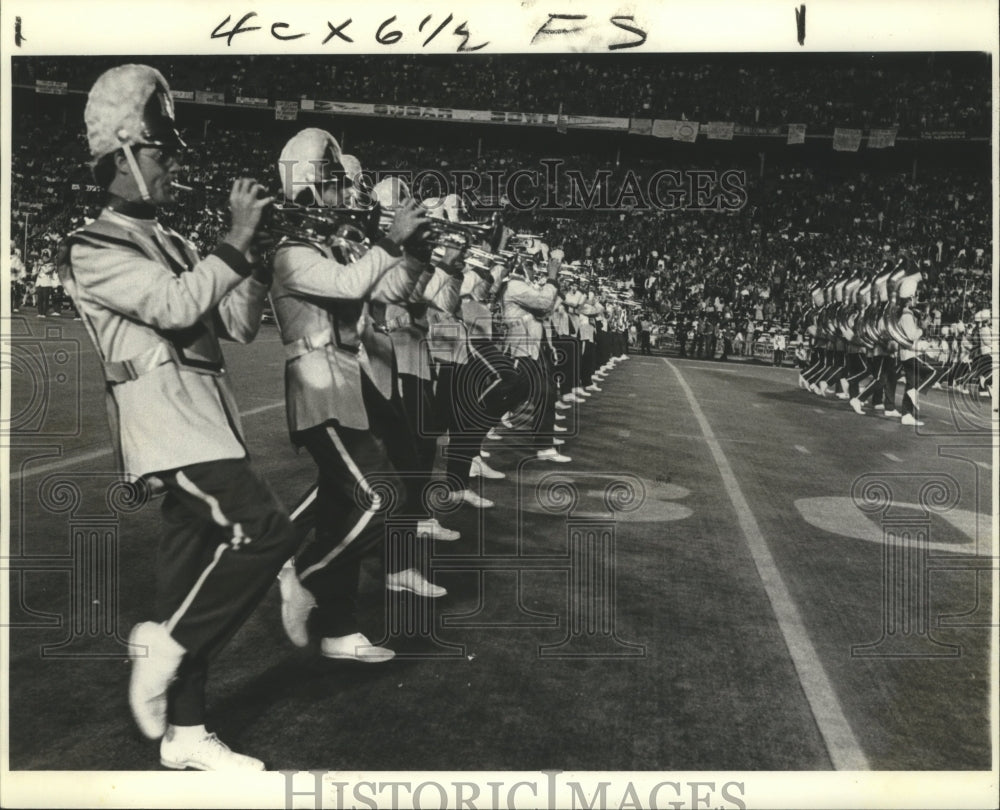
top-left (63, 219), bottom-right (149, 257)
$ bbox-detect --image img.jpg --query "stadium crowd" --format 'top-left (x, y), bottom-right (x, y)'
top-left (13, 53), bottom-right (991, 134)
top-left (10, 103), bottom-right (991, 351)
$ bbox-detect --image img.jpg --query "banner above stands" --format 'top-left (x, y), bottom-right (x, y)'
top-left (16, 80), bottom-right (982, 147)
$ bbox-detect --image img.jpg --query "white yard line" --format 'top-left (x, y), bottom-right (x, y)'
top-left (663, 358), bottom-right (870, 770)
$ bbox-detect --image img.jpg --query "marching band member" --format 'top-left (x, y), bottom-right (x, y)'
top-left (422, 196), bottom-right (501, 509)
top-left (894, 268), bottom-right (938, 426)
top-left (798, 287), bottom-right (825, 390)
top-left (269, 129), bottom-right (446, 664)
top-left (561, 276), bottom-right (587, 404)
top-left (549, 279), bottom-right (576, 407)
top-left (967, 309), bottom-right (994, 398)
top-left (839, 277), bottom-right (868, 402)
top-left (61, 64), bottom-right (297, 770)
top-left (500, 246), bottom-right (570, 462)
top-left (853, 267), bottom-right (900, 415)
top-left (438, 253), bottom-right (515, 502)
top-left (375, 195), bottom-right (464, 540)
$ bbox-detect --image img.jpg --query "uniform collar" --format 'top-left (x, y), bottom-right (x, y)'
top-left (106, 195), bottom-right (157, 220)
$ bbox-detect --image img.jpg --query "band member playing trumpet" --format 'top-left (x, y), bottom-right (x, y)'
top-left (500, 246), bottom-right (571, 462)
top-left (61, 64), bottom-right (298, 770)
top-left (268, 128), bottom-right (447, 661)
top-left (370, 191), bottom-right (465, 542)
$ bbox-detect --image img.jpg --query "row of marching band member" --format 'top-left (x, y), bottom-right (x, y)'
top-left (798, 260), bottom-right (994, 426)
top-left (58, 63), bottom-right (636, 772)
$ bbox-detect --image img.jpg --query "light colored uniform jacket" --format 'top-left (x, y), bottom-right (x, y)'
top-left (501, 276), bottom-right (558, 360)
top-left (270, 237), bottom-right (419, 433)
top-left (378, 267), bottom-right (458, 379)
top-left (426, 271), bottom-right (467, 365)
top-left (61, 207), bottom-right (267, 478)
top-left (896, 306), bottom-right (923, 362)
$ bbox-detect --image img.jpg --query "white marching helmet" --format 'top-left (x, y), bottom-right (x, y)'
top-left (84, 64), bottom-right (186, 201)
top-left (339, 154), bottom-right (363, 185)
top-left (372, 176), bottom-right (410, 210)
top-left (85, 64), bottom-right (184, 162)
top-left (277, 128), bottom-right (345, 205)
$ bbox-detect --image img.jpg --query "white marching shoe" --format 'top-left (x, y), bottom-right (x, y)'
top-left (449, 488), bottom-right (495, 509)
top-left (537, 448), bottom-right (572, 463)
top-left (160, 727), bottom-right (264, 772)
top-left (486, 427), bottom-right (503, 441)
top-left (554, 400), bottom-right (571, 410)
top-left (320, 632), bottom-right (395, 662)
top-left (552, 438), bottom-right (565, 446)
top-left (470, 455), bottom-right (505, 479)
top-left (900, 413), bottom-right (924, 426)
top-left (882, 409), bottom-right (902, 417)
top-left (417, 518), bottom-right (461, 541)
top-left (278, 566), bottom-right (315, 648)
top-left (849, 397), bottom-right (865, 415)
top-left (573, 387), bottom-right (592, 398)
top-left (479, 448), bottom-right (491, 458)
top-left (554, 412), bottom-right (567, 421)
top-left (585, 383), bottom-right (602, 393)
top-left (553, 424), bottom-right (567, 432)
top-left (386, 568), bottom-right (447, 598)
top-left (128, 622), bottom-right (185, 740)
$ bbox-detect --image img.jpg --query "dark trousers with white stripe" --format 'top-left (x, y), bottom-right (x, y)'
top-left (155, 458), bottom-right (298, 726)
top-left (436, 361), bottom-right (478, 492)
top-left (397, 372), bottom-right (439, 514)
top-left (440, 348), bottom-right (525, 490)
top-left (510, 353), bottom-right (558, 451)
top-left (288, 371), bottom-right (438, 634)
top-left (580, 340), bottom-right (596, 387)
top-left (844, 351), bottom-right (868, 398)
top-left (900, 356), bottom-right (941, 417)
top-left (290, 419), bottom-right (406, 639)
top-left (595, 328), bottom-right (611, 368)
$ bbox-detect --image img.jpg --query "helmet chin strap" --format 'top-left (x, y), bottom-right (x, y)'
top-left (122, 143), bottom-right (153, 202)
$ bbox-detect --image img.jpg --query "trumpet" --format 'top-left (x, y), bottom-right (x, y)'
top-left (423, 217), bottom-right (494, 249)
top-left (464, 246), bottom-right (509, 281)
top-left (371, 178), bottom-right (499, 251)
top-left (172, 180), bottom-right (377, 260)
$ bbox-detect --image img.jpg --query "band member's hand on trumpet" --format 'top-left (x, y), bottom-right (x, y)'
top-left (223, 178), bottom-right (274, 255)
top-left (386, 196), bottom-right (430, 248)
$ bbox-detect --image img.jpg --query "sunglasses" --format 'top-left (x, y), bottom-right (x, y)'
top-left (135, 145), bottom-right (181, 166)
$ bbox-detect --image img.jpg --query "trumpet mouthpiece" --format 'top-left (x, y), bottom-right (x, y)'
top-left (170, 181), bottom-right (195, 192)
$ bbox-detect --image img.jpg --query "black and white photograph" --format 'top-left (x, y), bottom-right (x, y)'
top-left (1, 1), bottom-right (997, 808)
